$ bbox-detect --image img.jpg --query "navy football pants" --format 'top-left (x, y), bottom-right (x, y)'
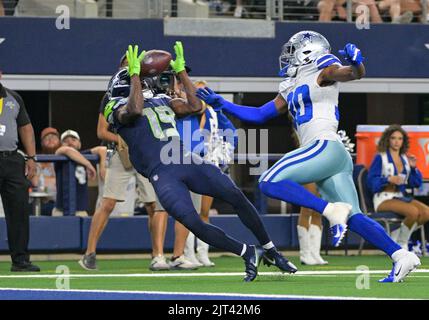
top-left (149, 162), bottom-right (271, 256)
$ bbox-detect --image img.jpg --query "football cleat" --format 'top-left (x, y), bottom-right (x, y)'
top-left (379, 252), bottom-right (421, 283)
top-left (323, 202), bottom-right (352, 247)
top-left (330, 224), bottom-right (348, 247)
top-left (243, 245), bottom-right (264, 282)
top-left (263, 248), bottom-right (298, 274)
top-left (378, 265), bottom-right (395, 283)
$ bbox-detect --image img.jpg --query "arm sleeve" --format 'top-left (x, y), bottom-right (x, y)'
top-left (408, 167), bottom-right (423, 188)
top-left (366, 154), bottom-right (389, 194)
top-left (9, 90), bottom-right (31, 127)
top-left (221, 100), bottom-right (279, 125)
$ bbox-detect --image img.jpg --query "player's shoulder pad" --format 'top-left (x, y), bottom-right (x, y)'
top-left (315, 53), bottom-right (342, 70)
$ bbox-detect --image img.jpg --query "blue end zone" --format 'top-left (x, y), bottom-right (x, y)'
top-left (0, 289), bottom-right (321, 300)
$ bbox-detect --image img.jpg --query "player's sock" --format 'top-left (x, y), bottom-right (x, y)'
top-left (348, 213), bottom-right (401, 257)
top-left (262, 242), bottom-right (274, 250)
top-left (259, 180), bottom-right (328, 214)
top-left (180, 212), bottom-right (244, 256)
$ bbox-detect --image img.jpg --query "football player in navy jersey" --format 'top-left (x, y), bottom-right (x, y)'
top-left (104, 43), bottom-right (297, 282)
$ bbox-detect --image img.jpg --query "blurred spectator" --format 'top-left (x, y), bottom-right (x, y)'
top-left (319, 0), bottom-right (382, 22)
top-left (30, 127), bottom-right (61, 216)
top-left (208, 0), bottom-right (251, 18)
top-left (234, 0), bottom-right (244, 17)
top-left (52, 129), bottom-right (105, 216)
top-left (0, 1), bottom-right (5, 16)
top-left (208, 0), bottom-right (231, 15)
top-left (378, 0), bottom-right (414, 23)
top-left (3, 0), bottom-right (18, 16)
top-left (399, 0), bottom-right (427, 22)
top-left (367, 125), bottom-right (429, 250)
top-left (318, 0), bottom-right (347, 21)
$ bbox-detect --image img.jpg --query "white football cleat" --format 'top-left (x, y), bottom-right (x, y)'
top-left (379, 250), bottom-right (421, 283)
top-left (323, 202), bottom-right (352, 247)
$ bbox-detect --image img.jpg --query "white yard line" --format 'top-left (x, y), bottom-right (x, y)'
top-left (0, 269), bottom-right (428, 279)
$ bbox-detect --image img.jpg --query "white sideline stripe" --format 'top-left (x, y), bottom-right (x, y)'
top-left (262, 140), bottom-right (325, 182)
top-left (0, 269), bottom-right (428, 279)
top-left (0, 287), bottom-right (420, 301)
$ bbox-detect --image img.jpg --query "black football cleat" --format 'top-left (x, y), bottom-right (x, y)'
top-left (263, 248), bottom-right (298, 274)
top-left (243, 245), bottom-right (264, 282)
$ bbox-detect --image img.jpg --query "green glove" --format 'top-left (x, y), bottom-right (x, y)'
top-left (170, 41), bottom-right (186, 74)
top-left (126, 45), bottom-right (146, 77)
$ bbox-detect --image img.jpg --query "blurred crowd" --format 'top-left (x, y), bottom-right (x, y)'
top-left (0, 0), bottom-right (427, 23)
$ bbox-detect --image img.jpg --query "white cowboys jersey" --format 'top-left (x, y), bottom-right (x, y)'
top-left (279, 53), bottom-right (342, 146)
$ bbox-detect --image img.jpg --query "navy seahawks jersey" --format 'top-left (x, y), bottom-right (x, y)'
top-left (105, 94), bottom-right (184, 178)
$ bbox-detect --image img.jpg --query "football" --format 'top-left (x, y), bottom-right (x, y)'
top-left (140, 50), bottom-right (172, 77)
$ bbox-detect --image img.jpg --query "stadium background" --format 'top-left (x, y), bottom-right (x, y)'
top-left (0, 0), bottom-right (428, 253)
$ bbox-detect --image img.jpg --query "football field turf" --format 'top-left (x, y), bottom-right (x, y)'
top-left (0, 255), bottom-right (428, 300)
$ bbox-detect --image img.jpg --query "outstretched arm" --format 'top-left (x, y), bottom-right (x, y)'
top-left (117, 45), bottom-right (146, 125)
top-left (196, 87), bottom-right (288, 124)
top-left (169, 41), bottom-right (202, 117)
top-left (319, 43), bottom-right (365, 85)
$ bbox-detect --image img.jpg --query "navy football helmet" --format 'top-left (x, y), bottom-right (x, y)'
top-left (107, 68), bottom-right (175, 99)
top-left (107, 68), bottom-right (131, 99)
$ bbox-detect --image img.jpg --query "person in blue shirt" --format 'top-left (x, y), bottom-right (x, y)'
top-left (367, 124), bottom-right (429, 250)
top-left (104, 43), bottom-right (297, 282)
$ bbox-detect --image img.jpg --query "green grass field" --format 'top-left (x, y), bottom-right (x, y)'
top-left (0, 255), bottom-right (428, 299)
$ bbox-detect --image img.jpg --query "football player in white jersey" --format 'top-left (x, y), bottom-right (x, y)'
top-left (196, 31), bottom-right (421, 283)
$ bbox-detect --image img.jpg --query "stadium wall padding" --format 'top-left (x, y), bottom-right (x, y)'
top-left (0, 18), bottom-right (428, 78)
top-left (0, 215), bottom-right (363, 252)
top-left (0, 217), bottom-right (81, 251)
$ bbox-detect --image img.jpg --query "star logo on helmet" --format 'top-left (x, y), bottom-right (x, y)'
top-left (302, 32), bottom-right (313, 40)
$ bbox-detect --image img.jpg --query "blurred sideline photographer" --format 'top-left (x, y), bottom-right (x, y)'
top-left (0, 77), bottom-right (40, 272)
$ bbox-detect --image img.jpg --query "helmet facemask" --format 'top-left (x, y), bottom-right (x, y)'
top-left (279, 42), bottom-right (299, 78)
top-left (279, 31), bottom-right (331, 77)
top-left (144, 70), bottom-right (175, 96)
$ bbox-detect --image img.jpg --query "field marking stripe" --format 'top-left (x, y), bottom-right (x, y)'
top-left (0, 287), bottom-right (419, 301)
top-left (0, 269), bottom-right (428, 279)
